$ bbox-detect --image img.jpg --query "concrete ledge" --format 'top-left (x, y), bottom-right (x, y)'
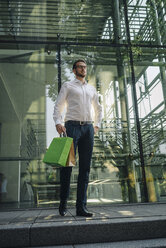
top-left (30, 217), bottom-right (166, 247)
top-left (28, 238), bottom-right (166, 248)
top-left (0, 223), bottom-right (31, 248)
top-left (75, 238), bottom-right (166, 248)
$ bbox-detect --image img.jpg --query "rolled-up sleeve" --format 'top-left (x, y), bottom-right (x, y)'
top-left (92, 89), bottom-right (102, 127)
top-left (53, 83), bottom-right (68, 126)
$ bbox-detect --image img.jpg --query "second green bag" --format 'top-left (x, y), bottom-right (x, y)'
top-left (43, 137), bottom-right (75, 167)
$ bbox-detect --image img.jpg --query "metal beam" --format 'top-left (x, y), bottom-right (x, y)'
top-left (57, 44), bottom-right (61, 92)
top-left (123, 0), bottom-right (149, 202)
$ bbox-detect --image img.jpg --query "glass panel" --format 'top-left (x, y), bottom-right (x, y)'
top-left (0, 43), bottom-right (166, 209)
top-left (133, 47), bottom-right (166, 202)
top-left (0, 162), bottom-right (20, 205)
top-left (0, 46), bottom-right (61, 208)
top-left (0, 0), bottom-right (165, 210)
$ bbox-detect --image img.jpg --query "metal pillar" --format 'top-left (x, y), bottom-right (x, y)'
top-left (123, 0), bottom-right (149, 202)
top-left (113, 79), bottom-right (120, 138)
top-left (57, 44), bottom-right (61, 92)
top-left (113, 0), bottom-right (137, 202)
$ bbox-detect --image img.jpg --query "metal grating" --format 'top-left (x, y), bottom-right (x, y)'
top-left (0, 0), bottom-right (165, 49)
top-left (0, 0), bottom-right (163, 45)
top-left (0, 0), bottom-right (113, 42)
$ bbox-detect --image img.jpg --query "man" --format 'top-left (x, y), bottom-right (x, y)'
top-left (53, 59), bottom-right (102, 217)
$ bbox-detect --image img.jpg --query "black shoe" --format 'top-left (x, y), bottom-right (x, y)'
top-left (76, 206), bottom-right (93, 217)
top-left (59, 201), bottom-right (67, 216)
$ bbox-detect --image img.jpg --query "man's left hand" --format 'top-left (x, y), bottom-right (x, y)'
top-left (94, 126), bottom-right (99, 134)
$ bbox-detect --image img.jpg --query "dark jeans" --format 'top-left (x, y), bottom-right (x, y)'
top-left (60, 121), bottom-right (94, 208)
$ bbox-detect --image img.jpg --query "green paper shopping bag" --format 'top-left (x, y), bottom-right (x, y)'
top-left (43, 137), bottom-right (75, 167)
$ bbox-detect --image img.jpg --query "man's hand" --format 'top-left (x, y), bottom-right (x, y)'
top-left (94, 126), bottom-right (99, 134)
top-left (56, 124), bottom-right (66, 135)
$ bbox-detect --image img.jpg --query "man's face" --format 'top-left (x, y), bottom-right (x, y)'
top-left (73, 62), bottom-right (87, 78)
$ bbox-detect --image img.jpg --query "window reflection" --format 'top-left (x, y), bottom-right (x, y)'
top-left (0, 0), bottom-right (166, 208)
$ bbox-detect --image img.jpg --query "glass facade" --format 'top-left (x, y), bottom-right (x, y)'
top-left (0, 0), bottom-right (166, 209)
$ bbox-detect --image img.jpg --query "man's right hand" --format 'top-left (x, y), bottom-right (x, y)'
top-left (56, 124), bottom-right (66, 135)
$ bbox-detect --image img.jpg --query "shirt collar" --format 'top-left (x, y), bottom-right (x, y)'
top-left (73, 78), bottom-right (88, 85)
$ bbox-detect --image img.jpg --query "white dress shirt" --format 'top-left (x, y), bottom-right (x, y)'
top-left (53, 78), bottom-right (102, 127)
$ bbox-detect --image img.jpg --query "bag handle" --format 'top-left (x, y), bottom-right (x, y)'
top-left (60, 131), bottom-right (67, 137)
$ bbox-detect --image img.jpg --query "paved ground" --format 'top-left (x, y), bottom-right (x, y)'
top-left (1, 202), bottom-right (166, 225)
top-left (0, 203), bottom-right (166, 247)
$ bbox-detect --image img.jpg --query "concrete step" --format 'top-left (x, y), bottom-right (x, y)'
top-left (0, 203), bottom-right (166, 248)
top-left (28, 238), bottom-right (166, 248)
